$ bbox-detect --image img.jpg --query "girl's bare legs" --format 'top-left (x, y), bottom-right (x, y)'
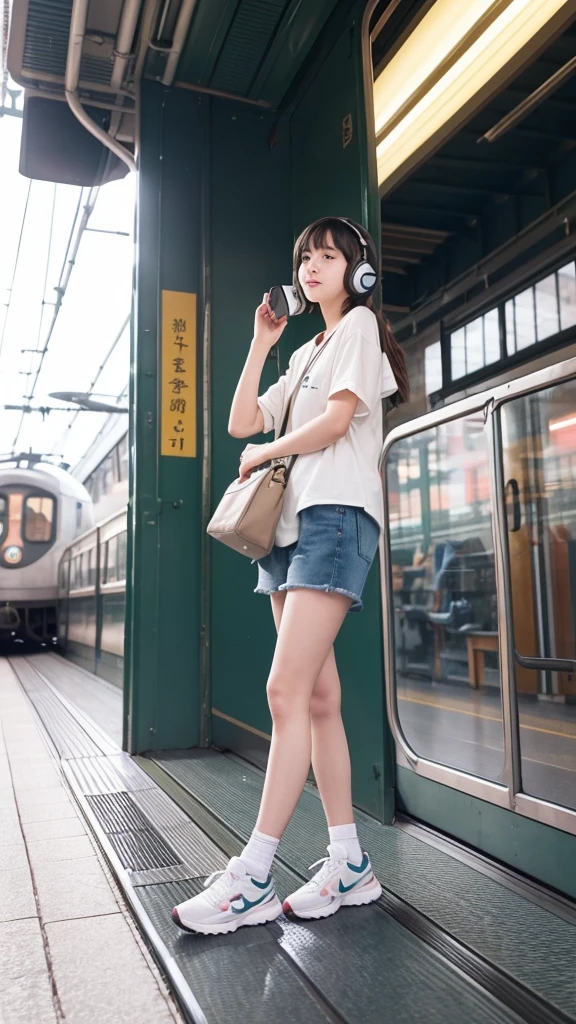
top-left (269, 592), bottom-right (353, 827)
top-left (255, 588), bottom-right (351, 838)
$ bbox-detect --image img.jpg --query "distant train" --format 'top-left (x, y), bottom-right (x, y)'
top-left (57, 507), bottom-right (127, 687)
top-left (0, 458), bottom-right (93, 641)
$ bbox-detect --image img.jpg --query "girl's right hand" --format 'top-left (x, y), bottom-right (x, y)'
top-left (253, 293), bottom-right (288, 349)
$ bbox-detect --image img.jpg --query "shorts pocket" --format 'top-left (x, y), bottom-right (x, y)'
top-left (356, 509), bottom-right (380, 563)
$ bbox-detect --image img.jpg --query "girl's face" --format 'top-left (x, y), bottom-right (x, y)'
top-left (298, 231), bottom-right (348, 308)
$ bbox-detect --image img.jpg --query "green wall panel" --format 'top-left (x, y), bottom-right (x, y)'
top-left (397, 766), bottom-right (576, 900)
top-left (208, 100), bottom-right (293, 740)
top-left (128, 83), bottom-right (203, 753)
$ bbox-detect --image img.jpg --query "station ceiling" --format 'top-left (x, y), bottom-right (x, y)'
top-left (376, 19), bottom-right (576, 331)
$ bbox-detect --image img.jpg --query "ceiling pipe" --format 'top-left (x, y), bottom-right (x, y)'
top-left (161, 0), bottom-right (198, 86)
top-left (65, 0), bottom-right (136, 173)
top-left (479, 53), bottom-right (576, 143)
top-left (111, 0), bottom-right (143, 91)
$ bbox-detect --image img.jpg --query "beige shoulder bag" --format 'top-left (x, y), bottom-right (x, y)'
top-left (207, 340), bottom-right (329, 560)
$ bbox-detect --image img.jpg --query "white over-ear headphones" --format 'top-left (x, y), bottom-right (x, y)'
top-left (338, 218), bottom-right (378, 295)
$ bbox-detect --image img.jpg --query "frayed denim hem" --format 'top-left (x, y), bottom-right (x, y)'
top-left (254, 582), bottom-right (362, 613)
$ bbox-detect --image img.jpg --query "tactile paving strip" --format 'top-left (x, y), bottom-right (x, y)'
top-left (151, 749), bottom-right (576, 1020)
top-left (10, 658), bottom-right (104, 758)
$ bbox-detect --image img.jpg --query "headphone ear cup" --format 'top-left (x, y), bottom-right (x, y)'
top-left (350, 261), bottom-right (377, 295)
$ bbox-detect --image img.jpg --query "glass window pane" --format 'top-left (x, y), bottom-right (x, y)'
top-left (24, 496), bottom-right (54, 542)
top-left (501, 380), bottom-right (576, 812)
top-left (484, 308), bottom-right (500, 365)
top-left (513, 288), bottom-right (536, 350)
top-left (535, 273), bottom-right (559, 341)
top-left (105, 535), bottom-right (118, 584)
top-left (117, 532), bottom-right (127, 580)
top-left (88, 547), bottom-right (96, 587)
top-left (505, 299), bottom-right (516, 354)
top-left (0, 496), bottom-right (6, 542)
top-left (558, 262), bottom-right (576, 332)
top-left (425, 342), bottom-right (442, 395)
top-left (464, 317), bottom-right (483, 374)
top-left (450, 328), bottom-right (466, 380)
top-left (118, 434), bottom-right (129, 481)
top-left (385, 417), bottom-right (504, 783)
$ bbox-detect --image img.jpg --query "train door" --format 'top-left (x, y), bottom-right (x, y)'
top-left (380, 357), bottom-right (576, 885)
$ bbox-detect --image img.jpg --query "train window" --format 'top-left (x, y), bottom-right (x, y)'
top-left (59, 560), bottom-right (69, 591)
top-left (559, 263), bottom-right (576, 331)
top-left (386, 413), bottom-right (504, 783)
top-left (449, 262), bottom-right (576, 390)
top-left (501, 378), bottom-right (576, 812)
top-left (23, 496), bottom-right (54, 542)
top-left (118, 433), bottom-right (128, 481)
top-left (88, 546), bottom-right (97, 586)
top-left (0, 496), bottom-right (6, 541)
top-left (104, 535), bottom-right (118, 584)
top-left (450, 308), bottom-right (500, 381)
top-left (425, 342), bottom-right (442, 396)
top-left (117, 532), bottom-right (127, 581)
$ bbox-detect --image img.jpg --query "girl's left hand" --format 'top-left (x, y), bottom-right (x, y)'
top-left (239, 443), bottom-right (273, 482)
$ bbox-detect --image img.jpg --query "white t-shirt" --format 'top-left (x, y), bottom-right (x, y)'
top-left (257, 305), bottom-right (398, 547)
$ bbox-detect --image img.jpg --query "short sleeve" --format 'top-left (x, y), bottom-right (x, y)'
top-left (328, 325), bottom-right (398, 416)
top-left (257, 374), bottom-right (288, 434)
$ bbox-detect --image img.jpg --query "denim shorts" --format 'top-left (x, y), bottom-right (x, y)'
top-left (254, 504), bottom-right (380, 613)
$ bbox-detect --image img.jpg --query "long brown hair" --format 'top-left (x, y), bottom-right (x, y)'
top-left (292, 217), bottom-right (409, 404)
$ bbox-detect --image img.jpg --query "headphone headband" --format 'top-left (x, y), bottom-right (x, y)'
top-left (337, 218), bottom-right (368, 259)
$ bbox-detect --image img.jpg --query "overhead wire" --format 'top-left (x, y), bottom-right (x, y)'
top-left (11, 184), bottom-right (100, 450)
top-left (0, 179), bottom-right (32, 363)
top-left (12, 182), bottom-right (58, 448)
top-left (54, 311), bottom-right (131, 452)
top-left (71, 376), bottom-right (130, 476)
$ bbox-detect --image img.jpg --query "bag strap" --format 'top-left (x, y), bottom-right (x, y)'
top-left (275, 331), bottom-right (334, 484)
top-left (277, 331), bottom-right (334, 441)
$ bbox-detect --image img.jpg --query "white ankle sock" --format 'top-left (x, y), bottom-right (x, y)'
top-left (328, 823), bottom-right (363, 865)
top-left (239, 829), bottom-right (280, 881)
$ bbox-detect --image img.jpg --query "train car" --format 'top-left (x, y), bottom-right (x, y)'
top-left (58, 508), bottom-right (128, 686)
top-left (0, 458), bottom-right (94, 642)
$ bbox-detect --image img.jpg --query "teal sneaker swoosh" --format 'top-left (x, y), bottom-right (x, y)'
top-left (338, 870), bottom-right (371, 894)
top-left (251, 874), bottom-right (272, 889)
top-left (347, 854), bottom-right (369, 873)
top-left (231, 888), bottom-right (274, 914)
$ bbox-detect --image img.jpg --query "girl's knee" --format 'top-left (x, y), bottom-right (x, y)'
top-left (266, 674), bottom-right (306, 720)
top-left (310, 687), bottom-right (341, 721)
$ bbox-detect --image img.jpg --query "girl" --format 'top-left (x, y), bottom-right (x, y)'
top-left (172, 216), bottom-right (409, 936)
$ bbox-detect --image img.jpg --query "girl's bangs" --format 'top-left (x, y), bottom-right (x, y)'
top-left (295, 219), bottom-right (354, 262)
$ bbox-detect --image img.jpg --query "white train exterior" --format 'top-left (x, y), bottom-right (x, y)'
top-left (0, 461), bottom-right (93, 640)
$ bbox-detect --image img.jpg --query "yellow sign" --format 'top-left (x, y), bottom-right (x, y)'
top-left (161, 291), bottom-right (197, 457)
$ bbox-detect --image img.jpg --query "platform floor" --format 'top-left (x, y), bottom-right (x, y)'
top-left (0, 659), bottom-right (182, 1024)
top-left (3, 653), bottom-right (576, 1024)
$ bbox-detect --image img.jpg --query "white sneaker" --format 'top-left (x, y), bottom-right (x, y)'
top-left (282, 841), bottom-right (382, 920)
top-left (171, 856), bottom-right (282, 936)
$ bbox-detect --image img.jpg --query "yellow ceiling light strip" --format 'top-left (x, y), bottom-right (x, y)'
top-left (374, 0), bottom-right (513, 140)
top-left (375, 0), bottom-right (576, 194)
